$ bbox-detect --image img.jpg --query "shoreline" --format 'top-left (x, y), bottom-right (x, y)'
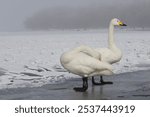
top-left (0, 70), bottom-right (150, 100)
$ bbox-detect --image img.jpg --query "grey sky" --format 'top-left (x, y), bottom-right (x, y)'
top-left (0, 0), bottom-right (149, 31)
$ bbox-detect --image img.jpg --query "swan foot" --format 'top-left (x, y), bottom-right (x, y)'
top-left (73, 87), bottom-right (88, 92)
top-left (92, 76), bottom-right (113, 85)
top-left (100, 81), bottom-right (113, 85)
top-left (74, 77), bottom-right (88, 92)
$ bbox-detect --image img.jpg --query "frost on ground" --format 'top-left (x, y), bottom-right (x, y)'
top-left (0, 30), bottom-right (150, 89)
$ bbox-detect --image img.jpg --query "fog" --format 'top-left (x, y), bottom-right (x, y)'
top-left (0, 0), bottom-right (150, 31)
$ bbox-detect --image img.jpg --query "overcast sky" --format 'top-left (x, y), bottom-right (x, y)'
top-left (0, 0), bottom-right (149, 31)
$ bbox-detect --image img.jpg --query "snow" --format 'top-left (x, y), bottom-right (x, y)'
top-left (0, 29), bottom-right (150, 89)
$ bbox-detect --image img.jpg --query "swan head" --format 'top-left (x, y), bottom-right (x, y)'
top-left (111, 18), bottom-right (127, 26)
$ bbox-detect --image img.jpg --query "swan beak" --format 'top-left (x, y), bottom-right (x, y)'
top-left (122, 23), bottom-right (127, 26)
top-left (119, 21), bottom-right (127, 26)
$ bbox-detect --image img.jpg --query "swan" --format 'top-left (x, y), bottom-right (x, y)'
top-left (92, 18), bottom-right (127, 84)
top-left (60, 18), bottom-right (127, 92)
top-left (60, 45), bottom-right (113, 92)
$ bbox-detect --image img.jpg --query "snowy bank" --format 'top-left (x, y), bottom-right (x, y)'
top-left (0, 30), bottom-right (150, 89)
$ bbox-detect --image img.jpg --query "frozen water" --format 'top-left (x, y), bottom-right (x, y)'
top-left (0, 29), bottom-right (150, 89)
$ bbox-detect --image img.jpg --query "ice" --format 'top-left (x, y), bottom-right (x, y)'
top-left (0, 29), bottom-right (150, 89)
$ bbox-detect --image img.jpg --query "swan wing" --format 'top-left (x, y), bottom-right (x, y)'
top-left (66, 53), bottom-right (113, 75)
top-left (74, 45), bottom-right (101, 60)
top-left (60, 45), bottom-right (101, 64)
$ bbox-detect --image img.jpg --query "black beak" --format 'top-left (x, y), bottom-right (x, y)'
top-left (122, 23), bottom-right (127, 26)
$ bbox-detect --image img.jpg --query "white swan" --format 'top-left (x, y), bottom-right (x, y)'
top-left (60, 45), bottom-right (113, 91)
top-left (60, 18), bottom-right (127, 92)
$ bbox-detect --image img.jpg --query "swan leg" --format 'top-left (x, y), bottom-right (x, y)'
top-left (100, 76), bottom-right (113, 84)
top-left (74, 77), bottom-right (88, 92)
top-left (92, 76), bottom-right (113, 85)
top-left (92, 76), bottom-right (102, 85)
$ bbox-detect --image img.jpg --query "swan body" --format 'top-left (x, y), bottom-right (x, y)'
top-left (60, 45), bottom-right (113, 77)
top-left (60, 18), bottom-right (127, 92)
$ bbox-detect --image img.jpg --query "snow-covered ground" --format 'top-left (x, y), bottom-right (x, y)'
top-left (0, 29), bottom-right (150, 89)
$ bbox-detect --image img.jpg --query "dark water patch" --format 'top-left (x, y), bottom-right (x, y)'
top-left (52, 65), bottom-right (67, 72)
top-left (24, 65), bottom-right (51, 72)
top-left (39, 67), bottom-right (51, 72)
top-left (24, 65), bottom-right (44, 72)
top-left (10, 80), bottom-right (14, 82)
top-left (7, 83), bottom-right (13, 85)
top-left (20, 72), bottom-right (42, 77)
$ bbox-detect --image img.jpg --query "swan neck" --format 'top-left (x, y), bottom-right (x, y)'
top-left (108, 23), bottom-right (116, 49)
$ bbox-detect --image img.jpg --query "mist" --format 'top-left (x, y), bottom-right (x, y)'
top-left (0, 0), bottom-right (150, 31)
